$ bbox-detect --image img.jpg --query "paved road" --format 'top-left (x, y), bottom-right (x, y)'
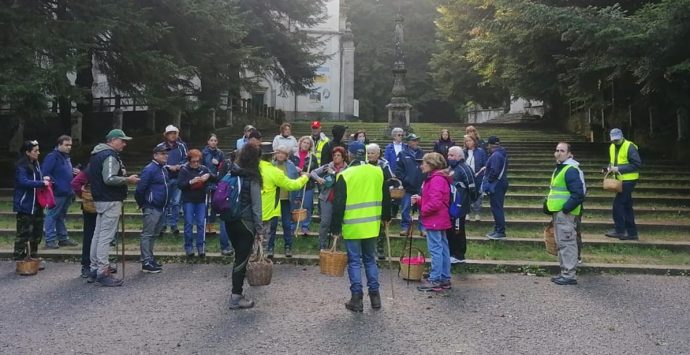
top-left (1, 261), bottom-right (688, 354)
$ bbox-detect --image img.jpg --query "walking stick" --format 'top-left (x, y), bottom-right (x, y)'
top-left (120, 203), bottom-right (126, 279)
top-left (406, 209), bottom-right (416, 286)
top-left (384, 221), bottom-right (395, 299)
top-left (294, 146), bottom-right (315, 236)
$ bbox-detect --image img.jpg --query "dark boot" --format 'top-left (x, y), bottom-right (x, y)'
top-left (345, 293), bottom-right (364, 312)
top-left (369, 291), bottom-right (382, 309)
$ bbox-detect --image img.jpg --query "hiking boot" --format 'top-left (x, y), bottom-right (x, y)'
top-left (80, 265), bottom-right (90, 278)
top-left (345, 293), bottom-right (364, 312)
top-left (45, 242), bottom-right (59, 249)
top-left (221, 249), bottom-right (235, 257)
top-left (95, 271), bottom-right (123, 287)
top-left (229, 294), bottom-right (254, 310)
top-left (552, 276), bottom-right (577, 285)
top-left (142, 262), bottom-right (162, 274)
top-left (605, 230), bottom-right (626, 239)
top-left (108, 263), bottom-right (118, 274)
top-left (369, 291), bottom-right (382, 309)
top-left (86, 269), bottom-right (97, 283)
top-left (440, 280), bottom-right (452, 290)
top-left (58, 239), bottom-right (79, 247)
top-left (285, 247), bottom-right (292, 258)
top-left (417, 279), bottom-right (443, 292)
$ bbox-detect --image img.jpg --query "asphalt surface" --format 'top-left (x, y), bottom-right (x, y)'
top-left (1, 261), bottom-right (688, 355)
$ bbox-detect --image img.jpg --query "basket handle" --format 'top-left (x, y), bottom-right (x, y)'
top-left (330, 235), bottom-right (340, 252)
top-left (399, 246), bottom-right (426, 263)
top-left (387, 177), bottom-right (403, 188)
top-left (25, 241), bottom-right (31, 261)
top-left (603, 170), bottom-right (621, 180)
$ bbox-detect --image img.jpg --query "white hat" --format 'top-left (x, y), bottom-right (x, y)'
top-left (164, 125), bottom-right (179, 134)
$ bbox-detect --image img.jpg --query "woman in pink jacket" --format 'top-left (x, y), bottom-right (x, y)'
top-left (412, 152), bottom-right (452, 292)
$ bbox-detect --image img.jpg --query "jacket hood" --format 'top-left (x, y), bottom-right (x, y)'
top-left (332, 125), bottom-right (347, 141)
top-left (90, 143), bottom-right (116, 155)
top-left (429, 169), bottom-right (453, 183)
top-left (562, 157), bottom-right (579, 167)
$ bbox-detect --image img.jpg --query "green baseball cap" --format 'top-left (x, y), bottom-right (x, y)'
top-left (106, 129), bottom-right (133, 141)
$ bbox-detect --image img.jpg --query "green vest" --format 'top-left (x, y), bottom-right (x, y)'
top-left (315, 136), bottom-right (329, 162)
top-left (609, 140), bottom-right (639, 181)
top-left (339, 164), bottom-right (383, 239)
top-left (547, 164), bottom-right (582, 216)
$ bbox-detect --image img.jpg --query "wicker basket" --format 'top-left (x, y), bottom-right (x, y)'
top-left (320, 236), bottom-right (348, 277)
top-left (246, 242), bottom-right (272, 286)
top-left (388, 178), bottom-right (406, 200)
top-left (399, 247), bottom-right (426, 281)
top-left (16, 258), bottom-right (40, 276)
top-left (543, 222), bottom-right (558, 256)
top-left (291, 208), bottom-right (308, 223)
top-left (603, 171), bottom-right (623, 193)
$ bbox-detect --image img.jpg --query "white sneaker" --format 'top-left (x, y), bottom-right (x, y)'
top-left (450, 256), bottom-right (464, 264)
top-left (465, 215), bottom-right (470, 221)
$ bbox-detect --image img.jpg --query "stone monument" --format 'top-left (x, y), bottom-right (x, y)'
top-left (386, 13), bottom-right (412, 130)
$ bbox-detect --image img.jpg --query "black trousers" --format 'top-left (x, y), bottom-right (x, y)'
top-left (226, 219), bottom-right (255, 295)
top-left (81, 212), bottom-right (97, 266)
top-left (447, 217), bottom-right (467, 259)
top-left (14, 211), bottom-right (44, 260)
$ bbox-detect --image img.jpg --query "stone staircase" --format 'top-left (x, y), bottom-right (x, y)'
top-left (1, 121), bottom-right (689, 274)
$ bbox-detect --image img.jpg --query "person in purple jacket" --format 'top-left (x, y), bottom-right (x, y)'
top-left (42, 135), bottom-right (79, 249)
top-left (411, 152), bottom-right (452, 292)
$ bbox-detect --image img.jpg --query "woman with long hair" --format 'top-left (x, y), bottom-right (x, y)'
top-left (411, 152), bottom-right (452, 292)
top-left (433, 129), bottom-right (455, 159)
top-left (290, 136), bottom-right (319, 236)
top-left (463, 134), bottom-right (487, 221)
top-left (224, 143), bottom-right (264, 309)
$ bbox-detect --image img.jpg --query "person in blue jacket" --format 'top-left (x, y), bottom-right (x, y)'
top-left (14, 140), bottom-right (51, 261)
top-left (156, 125), bottom-right (188, 235)
top-left (42, 135), bottom-right (79, 248)
top-left (395, 134), bottom-right (425, 236)
top-left (384, 127), bottom-right (406, 173)
top-left (135, 145), bottom-right (170, 273)
top-left (463, 134), bottom-right (487, 221)
top-left (481, 136), bottom-right (509, 240)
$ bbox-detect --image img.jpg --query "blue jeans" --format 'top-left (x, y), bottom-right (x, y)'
top-left (166, 181), bottom-right (181, 229)
top-left (613, 181), bottom-right (638, 236)
top-left (294, 188), bottom-right (314, 230)
top-left (400, 192), bottom-right (423, 232)
top-left (44, 194), bottom-right (73, 243)
top-left (489, 180), bottom-right (508, 234)
top-left (345, 238), bottom-right (379, 294)
top-left (206, 200), bottom-right (231, 251)
top-left (183, 202), bottom-right (206, 254)
top-left (426, 230), bottom-right (450, 282)
top-left (268, 200), bottom-right (293, 251)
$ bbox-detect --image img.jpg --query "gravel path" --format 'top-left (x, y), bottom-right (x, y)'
top-left (1, 261), bottom-right (688, 354)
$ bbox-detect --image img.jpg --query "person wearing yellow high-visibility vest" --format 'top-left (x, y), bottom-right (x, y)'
top-left (544, 142), bottom-right (586, 285)
top-left (604, 128), bottom-right (642, 240)
top-left (331, 141), bottom-right (391, 312)
top-left (310, 121), bottom-right (330, 163)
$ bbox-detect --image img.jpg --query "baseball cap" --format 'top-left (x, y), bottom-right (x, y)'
top-left (243, 124), bottom-right (255, 132)
top-left (609, 128), bottom-right (624, 141)
top-left (106, 129), bottom-right (132, 141)
top-left (487, 136), bottom-right (500, 145)
top-left (405, 133), bottom-right (420, 141)
top-left (164, 125), bottom-right (179, 134)
top-left (153, 145), bottom-right (169, 154)
top-left (311, 121), bottom-right (321, 129)
top-left (348, 141), bottom-right (366, 157)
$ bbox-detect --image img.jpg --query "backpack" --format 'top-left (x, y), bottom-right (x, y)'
top-left (212, 173), bottom-right (243, 221)
top-left (448, 182), bottom-right (464, 219)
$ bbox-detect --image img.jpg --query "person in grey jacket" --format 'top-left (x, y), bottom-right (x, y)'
top-left (310, 146), bottom-right (348, 249)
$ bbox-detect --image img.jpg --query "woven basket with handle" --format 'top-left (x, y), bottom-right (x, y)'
top-left (543, 222), bottom-right (558, 256)
top-left (246, 241), bottom-right (273, 286)
top-left (399, 246), bottom-right (426, 281)
top-left (320, 235), bottom-right (348, 277)
top-left (603, 171), bottom-right (623, 193)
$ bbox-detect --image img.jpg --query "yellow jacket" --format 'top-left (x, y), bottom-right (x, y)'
top-left (259, 160), bottom-right (308, 221)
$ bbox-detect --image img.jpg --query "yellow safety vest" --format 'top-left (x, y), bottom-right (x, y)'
top-left (609, 140), bottom-right (639, 181)
top-left (259, 160), bottom-right (308, 221)
top-left (338, 164), bottom-right (383, 240)
top-left (314, 136), bottom-right (329, 163)
top-left (546, 164), bottom-right (582, 216)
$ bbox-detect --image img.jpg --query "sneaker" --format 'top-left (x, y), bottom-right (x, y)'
top-left (198, 253), bottom-right (206, 258)
top-left (605, 230), bottom-right (626, 239)
top-left (142, 262), bottom-right (162, 274)
top-left (186, 252), bottom-right (195, 257)
top-left (486, 232), bottom-right (506, 240)
top-left (152, 259), bottom-right (163, 268)
top-left (474, 214), bottom-right (481, 222)
top-left (465, 215), bottom-right (470, 221)
top-left (552, 276), bottom-right (577, 285)
top-left (108, 263), bottom-right (118, 274)
top-left (172, 228), bottom-right (180, 236)
top-left (80, 265), bottom-right (90, 278)
top-left (95, 272), bottom-right (123, 287)
top-left (229, 294), bottom-right (254, 310)
top-left (45, 242), bottom-right (59, 249)
top-left (618, 234), bottom-right (639, 241)
top-left (86, 269), bottom-right (97, 283)
top-left (440, 280), bottom-right (452, 290)
top-left (58, 239), bottom-right (79, 247)
top-left (301, 227), bottom-right (310, 236)
top-left (417, 279), bottom-right (443, 292)
top-left (577, 257), bottom-right (583, 265)
top-left (285, 247), bottom-right (292, 258)
top-left (38, 259), bottom-right (46, 271)
top-left (450, 256), bottom-right (463, 264)
top-left (221, 249), bottom-right (235, 257)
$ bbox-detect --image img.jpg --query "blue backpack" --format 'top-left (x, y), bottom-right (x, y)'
top-left (449, 182), bottom-right (464, 219)
top-left (212, 173), bottom-right (243, 221)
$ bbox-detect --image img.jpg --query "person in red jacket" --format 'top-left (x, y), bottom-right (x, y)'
top-left (411, 152), bottom-right (452, 292)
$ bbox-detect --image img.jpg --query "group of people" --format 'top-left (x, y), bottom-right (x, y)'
top-left (12, 121), bottom-right (640, 311)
